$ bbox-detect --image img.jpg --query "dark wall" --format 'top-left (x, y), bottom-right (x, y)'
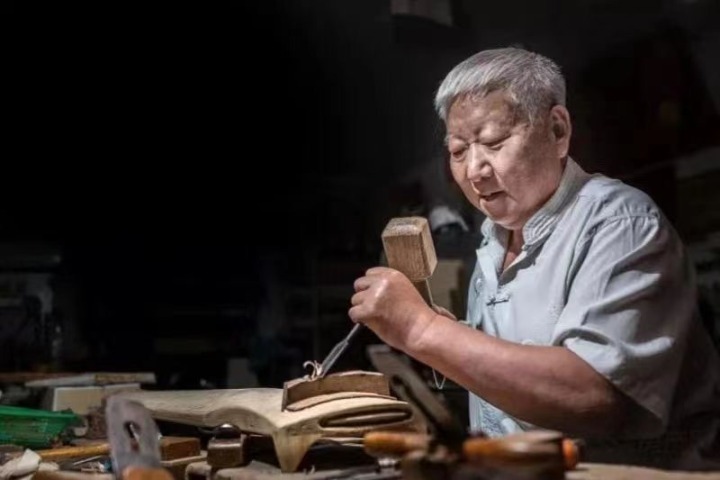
top-left (4, 0), bottom-right (719, 382)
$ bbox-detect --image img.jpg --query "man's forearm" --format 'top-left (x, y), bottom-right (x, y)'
top-left (404, 313), bottom-right (631, 437)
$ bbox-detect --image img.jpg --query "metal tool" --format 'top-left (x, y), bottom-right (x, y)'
top-left (317, 322), bottom-right (364, 378)
top-left (106, 396), bottom-right (172, 480)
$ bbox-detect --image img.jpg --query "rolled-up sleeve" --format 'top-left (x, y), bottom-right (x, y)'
top-left (552, 214), bottom-right (697, 437)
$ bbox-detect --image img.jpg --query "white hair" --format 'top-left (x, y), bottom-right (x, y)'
top-left (434, 47), bottom-right (566, 123)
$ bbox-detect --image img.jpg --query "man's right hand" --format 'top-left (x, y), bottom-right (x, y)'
top-left (349, 267), bottom-right (439, 352)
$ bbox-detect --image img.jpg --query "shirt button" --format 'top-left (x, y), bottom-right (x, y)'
top-left (521, 339), bottom-right (536, 345)
top-left (475, 278), bottom-right (483, 289)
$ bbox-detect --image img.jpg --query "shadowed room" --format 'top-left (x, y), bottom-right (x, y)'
top-left (3, 0), bottom-right (720, 477)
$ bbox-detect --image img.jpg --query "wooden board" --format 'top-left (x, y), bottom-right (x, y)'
top-left (26, 372), bottom-right (156, 388)
top-left (45, 384), bottom-right (142, 415)
top-left (118, 388), bottom-right (424, 473)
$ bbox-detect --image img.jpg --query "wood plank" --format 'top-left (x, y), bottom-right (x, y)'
top-left (26, 373), bottom-right (156, 388)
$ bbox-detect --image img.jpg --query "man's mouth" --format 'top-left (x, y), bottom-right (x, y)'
top-left (480, 191), bottom-right (503, 201)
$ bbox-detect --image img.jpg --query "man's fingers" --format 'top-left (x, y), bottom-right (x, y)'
top-left (354, 268), bottom-right (394, 291)
top-left (366, 266), bottom-right (395, 276)
top-left (354, 276), bottom-right (373, 292)
top-left (350, 291), bottom-right (365, 306)
top-left (348, 304), bottom-right (365, 323)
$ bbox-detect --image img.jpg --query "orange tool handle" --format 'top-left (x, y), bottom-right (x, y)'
top-left (562, 438), bottom-right (580, 470)
top-left (363, 431), bottom-right (431, 457)
top-left (365, 430), bottom-right (580, 471)
top-left (123, 466), bottom-right (174, 480)
top-left (463, 436), bottom-right (580, 470)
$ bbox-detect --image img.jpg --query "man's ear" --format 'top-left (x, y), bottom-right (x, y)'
top-left (549, 105), bottom-right (572, 158)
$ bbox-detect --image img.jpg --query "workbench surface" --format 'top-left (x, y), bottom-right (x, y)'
top-left (33, 461), bottom-right (720, 480)
top-left (188, 460), bottom-right (720, 480)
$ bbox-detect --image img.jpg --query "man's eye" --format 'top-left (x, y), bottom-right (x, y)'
top-left (484, 140), bottom-right (504, 151)
top-left (449, 147), bottom-right (466, 161)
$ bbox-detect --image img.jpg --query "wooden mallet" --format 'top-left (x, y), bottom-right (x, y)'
top-left (381, 216), bottom-right (437, 306)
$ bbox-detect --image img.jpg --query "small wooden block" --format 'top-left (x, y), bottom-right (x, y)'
top-left (160, 437), bottom-right (202, 461)
top-left (207, 434), bottom-right (247, 469)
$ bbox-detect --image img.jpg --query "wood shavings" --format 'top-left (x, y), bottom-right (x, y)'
top-left (302, 360), bottom-right (322, 380)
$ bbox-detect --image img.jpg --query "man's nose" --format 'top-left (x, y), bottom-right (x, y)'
top-left (467, 143), bottom-right (492, 181)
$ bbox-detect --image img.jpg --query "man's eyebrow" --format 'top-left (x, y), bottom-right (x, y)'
top-left (444, 134), bottom-right (463, 146)
top-left (479, 130), bottom-right (510, 142)
top-left (445, 128), bottom-right (507, 146)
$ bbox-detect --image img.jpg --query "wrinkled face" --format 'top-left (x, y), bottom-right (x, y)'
top-left (446, 91), bottom-right (570, 232)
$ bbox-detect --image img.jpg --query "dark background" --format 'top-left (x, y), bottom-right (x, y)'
top-left (3, 1), bottom-right (719, 401)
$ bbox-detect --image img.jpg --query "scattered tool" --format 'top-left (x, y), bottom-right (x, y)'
top-left (317, 216), bottom-right (438, 379)
top-left (365, 345), bottom-right (579, 480)
top-left (36, 444), bottom-right (111, 462)
top-left (106, 396), bottom-right (172, 480)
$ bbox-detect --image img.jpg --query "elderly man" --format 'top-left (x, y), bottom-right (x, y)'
top-left (349, 47), bottom-right (720, 469)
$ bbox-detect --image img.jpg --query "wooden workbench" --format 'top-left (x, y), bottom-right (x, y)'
top-left (31, 460), bottom-right (720, 479)
top-left (182, 460), bottom-right (720, 480)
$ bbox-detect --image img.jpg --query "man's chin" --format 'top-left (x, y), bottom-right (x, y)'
top-left (483, 212), bottom-right (524, 231)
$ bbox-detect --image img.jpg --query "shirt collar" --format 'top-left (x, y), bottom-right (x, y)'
top-left (480, 157), bottom-right (590, 247)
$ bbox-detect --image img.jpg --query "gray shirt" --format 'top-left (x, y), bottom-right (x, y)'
top-left (466, 158), bottom-right (720, 470)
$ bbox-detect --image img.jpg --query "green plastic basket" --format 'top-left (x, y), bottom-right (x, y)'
top-left (0, 406), bottom-right (80, 448)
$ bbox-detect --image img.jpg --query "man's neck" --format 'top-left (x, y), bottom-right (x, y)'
top-left (508, 229), bottom-right (524, 253)
top-left (502, 229), bottom-right (525, 272)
